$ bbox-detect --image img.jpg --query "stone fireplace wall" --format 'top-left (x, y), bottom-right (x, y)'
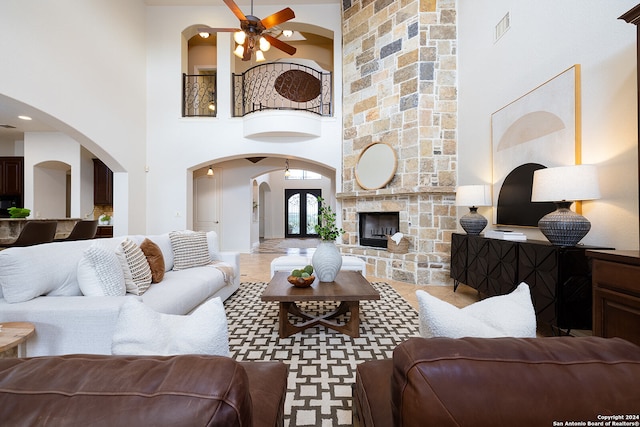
top-left (339, 0), bottom-right (458, 285)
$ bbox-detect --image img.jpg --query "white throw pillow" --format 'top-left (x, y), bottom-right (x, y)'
top-left (115, 238), bottom-right (152, 296)
top-left (111, 297), bottom-right (229, 356)
top-left (416, 283), bottom-right (537, 338)
top-left (169, 231), bottom-right (211, 270)
top-left (77, 242), bottom-right (126, 296)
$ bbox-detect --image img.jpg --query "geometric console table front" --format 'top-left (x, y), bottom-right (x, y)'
top-left (451, 233), bottom-right (612, 331)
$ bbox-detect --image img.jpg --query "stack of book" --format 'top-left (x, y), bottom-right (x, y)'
top-left (484, 230), bottom-right (527, 241)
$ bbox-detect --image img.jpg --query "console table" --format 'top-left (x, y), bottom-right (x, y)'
top-left (451, 233), bottom-right (611, 331)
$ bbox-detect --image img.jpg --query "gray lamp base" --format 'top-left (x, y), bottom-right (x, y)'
top-left (460, 207), bottom-right (488, 235)
top-left (538, 201), bottom-right (591, 246)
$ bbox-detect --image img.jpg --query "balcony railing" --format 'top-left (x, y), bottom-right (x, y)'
top-left (232, 62), bottom-right (332, 117)
top-left (182, 73), bottom-right (217, 117)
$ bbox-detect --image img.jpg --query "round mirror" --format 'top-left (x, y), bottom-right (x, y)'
top-left (355, 143), bottom-right (397, 190)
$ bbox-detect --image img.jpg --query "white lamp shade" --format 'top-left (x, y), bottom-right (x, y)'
top-left (455, 185), bottom-right (492, 207)
top-left (531, 164), bottom-right (600, 202)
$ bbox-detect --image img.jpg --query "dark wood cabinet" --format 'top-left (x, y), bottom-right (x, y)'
top-left (95, 225), bottom-right (113, 238)
top-left (93, 159), bottom-right (113, 205)
top-left (587, 250), bottom-right (640, 346)
top-left (0, 157), bottom-right (24, 196)
top-left (451, 233), bottom-right (610, 330)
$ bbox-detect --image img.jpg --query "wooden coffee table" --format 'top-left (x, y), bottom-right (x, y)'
top-left (261, 271), bottom-right (380, 338)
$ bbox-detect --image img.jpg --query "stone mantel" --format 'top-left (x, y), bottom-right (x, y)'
top-left (0, 218), bottom-right (81, 244)
top-left (336, 186), bottom-right (456, 200)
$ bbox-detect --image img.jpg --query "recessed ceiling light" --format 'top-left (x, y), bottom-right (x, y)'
top-left (18, 115), bottom-right (32, 121)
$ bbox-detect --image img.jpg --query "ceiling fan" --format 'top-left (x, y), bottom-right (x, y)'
top-left (198, 0), bottom-right (297, 61)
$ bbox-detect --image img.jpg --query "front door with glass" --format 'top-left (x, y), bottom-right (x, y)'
top-left (285, 189), bottom-right (321, 238)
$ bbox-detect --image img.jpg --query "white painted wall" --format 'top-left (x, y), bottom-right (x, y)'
top-left (23, 132), bottom-right (80, 218)
top-left (0, 0), bottom-right (148, 233)
top-left (458, 0), bottom-right (639, 250)
top-left (144, 3), bottom-right (343, 251)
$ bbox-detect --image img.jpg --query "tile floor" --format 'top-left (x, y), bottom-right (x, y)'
top-left (243, 238), bottom-right (481, 310)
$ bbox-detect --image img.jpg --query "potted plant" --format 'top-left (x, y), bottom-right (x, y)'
top-left (7, 207), bottom-right (31, 218)
top-left (312, 197), bottom-right (345, 282)
top-left (99, 214), bottom-right (111, 225)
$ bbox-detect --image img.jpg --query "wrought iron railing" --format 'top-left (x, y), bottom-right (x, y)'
top-left (232, 62), bottom-right (332, 117)
top-left (182, 73), bottom-right (217, 117)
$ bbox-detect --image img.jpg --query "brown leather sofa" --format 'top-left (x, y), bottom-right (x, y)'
top-left (0, 354), bottom-right (287, 427)
top-left (354, 336), bottom-right (640, 427)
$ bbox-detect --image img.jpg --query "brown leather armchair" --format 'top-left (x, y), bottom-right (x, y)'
top-left (0, 354), bottom-right (287, 427)
top-left (354, 336), bottom-right (640, 427)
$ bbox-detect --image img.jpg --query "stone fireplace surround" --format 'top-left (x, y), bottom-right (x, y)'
top-left (337, 187), bottom-right (456, 286)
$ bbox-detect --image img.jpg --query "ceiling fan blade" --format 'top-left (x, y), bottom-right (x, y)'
top-left (224, 0), bottom-right (247, 21)
top-left (197, 27), bottom-right (239, 33)
top-left (261, 7), bottom-right (295, 30)
top-left (242, 40), bottom-right (252, 61)
top-left (263, 34), bottom-right (296, 56)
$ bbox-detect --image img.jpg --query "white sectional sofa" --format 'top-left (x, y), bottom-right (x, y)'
top-left (0, 231), bottom-right (239, 356)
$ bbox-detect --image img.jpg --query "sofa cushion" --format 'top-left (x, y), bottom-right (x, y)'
top-left (416, 282), bottom-right (536, 338)
top-left (141, 266), bottom-right (227, 315)
top-left (0, 240), bottom-right (90, 303)
top-left (140, 238), bottom-right (165, 283)
top-left (169, 231), bottom-right (211, 270)
top-left (116, 238), bottom-right (152, 296)
top-left (77, 242), bottom-right (126, 296)
top-left (111, 297), bottom-right (229, 356)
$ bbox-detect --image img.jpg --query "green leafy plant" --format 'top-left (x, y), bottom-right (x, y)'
top-left (7, 207), bottom-right (30, 218)
top-left (314, 197), bottom-right (344, 241)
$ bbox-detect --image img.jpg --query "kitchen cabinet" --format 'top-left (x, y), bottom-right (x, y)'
top-left (0, 157), bottom-right (23, 196)
top-left (93, 159), bottom-right (113, 205)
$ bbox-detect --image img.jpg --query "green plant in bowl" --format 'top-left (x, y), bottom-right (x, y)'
top-left (7, 207), bottom-right (31, 218)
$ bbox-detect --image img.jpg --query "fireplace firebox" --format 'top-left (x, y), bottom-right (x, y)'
top-left (359, 212), bottom-right (400, 248)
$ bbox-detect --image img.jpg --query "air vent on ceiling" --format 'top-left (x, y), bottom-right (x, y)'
top-left (495, 12), bottom-right (510, 43)
top-left (0, 124), bottom-right (17, 129)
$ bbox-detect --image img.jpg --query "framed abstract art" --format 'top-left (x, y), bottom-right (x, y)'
top-left (491, 65), bottom-right (581, 227)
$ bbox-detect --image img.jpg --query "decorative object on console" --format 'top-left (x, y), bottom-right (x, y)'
top-left (312, 197), bottom-right (344, 282)
top-left (531, 164), bottom-right (600, 246)
top-left (455, 184), bottom-right (492, 235)
top-left (416, 283), bottom-right (536, 338)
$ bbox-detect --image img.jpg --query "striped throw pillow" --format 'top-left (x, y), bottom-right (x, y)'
top-left (169, 231), bottom-right (211, 270)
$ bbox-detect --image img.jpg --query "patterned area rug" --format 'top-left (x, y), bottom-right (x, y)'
top-left (224, 281), bottom-right (419, 427)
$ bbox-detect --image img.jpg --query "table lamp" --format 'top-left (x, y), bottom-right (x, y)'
top-left (531, 164), bottom-right (600, 246)
top-left (455, 185), bottom-right (492, 235)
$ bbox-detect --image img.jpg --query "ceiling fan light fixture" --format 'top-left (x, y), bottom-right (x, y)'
top-left (233, 45), bottom-right (245, 58)
top-left (234, 30), bottom-right (246, 44)
top-left (259, 36), bottom-right (271, 51)
top-left (255, 50), bottom-right (266, 62)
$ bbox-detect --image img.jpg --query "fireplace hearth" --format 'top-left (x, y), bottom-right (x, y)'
top-left (359, 212), bottom-right (400, 248)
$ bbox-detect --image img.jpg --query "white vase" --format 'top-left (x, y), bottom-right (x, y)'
top-left (312, 241), bottom-right (343, 282)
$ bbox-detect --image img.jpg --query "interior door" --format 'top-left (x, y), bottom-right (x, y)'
top-left (194, 173), bottom-right (221, 236)
top-left (285, 189), bottom-right (320, 238)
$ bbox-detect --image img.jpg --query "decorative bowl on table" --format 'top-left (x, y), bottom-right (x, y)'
top-left (287, 275), bottom-right (315, 288)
